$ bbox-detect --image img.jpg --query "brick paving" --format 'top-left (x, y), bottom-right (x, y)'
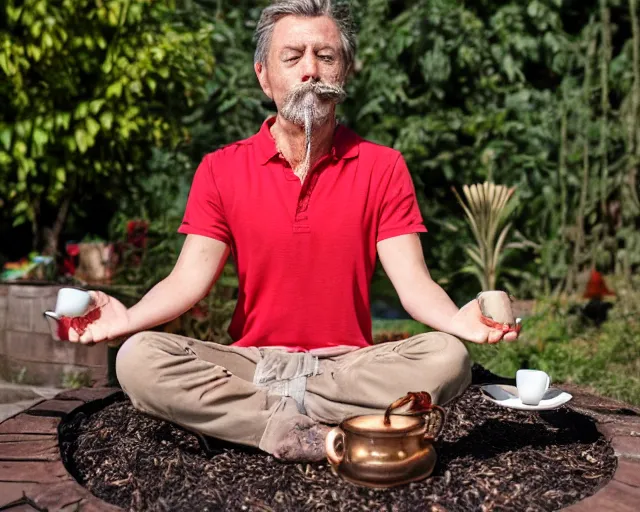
top-left (0, 387), bottom-right (121, 511)
top-left (0, 386), bottom-right (638, 511)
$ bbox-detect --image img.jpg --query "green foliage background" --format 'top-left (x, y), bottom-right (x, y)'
top-left (2, 0), bottom-right (640, 307)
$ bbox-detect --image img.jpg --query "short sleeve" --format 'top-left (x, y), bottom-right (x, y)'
top-left (376, 154), bottom-right (428, 242)
top-left (177, 154), bottom-right (232, 245)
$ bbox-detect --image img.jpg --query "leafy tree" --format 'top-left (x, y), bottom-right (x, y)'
top-left (0, 0), bottom-right (214, 256)
top-left (106, 0), bottom-right (271, 291)
top-left (344, 0), bottom-right (570, 299)
top-left (346, 0), bottom-right (639, 299)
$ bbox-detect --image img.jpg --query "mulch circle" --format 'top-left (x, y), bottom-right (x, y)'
top-left (59, 366), bottom-right (617, 512)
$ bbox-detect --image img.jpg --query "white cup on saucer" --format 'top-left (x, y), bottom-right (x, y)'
top-left (54, 288), bottom-right (91, 318)
top-left (516, 369), bottom-right (550, 406)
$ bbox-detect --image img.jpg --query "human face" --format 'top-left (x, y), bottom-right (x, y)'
top-left (255, 14), bottom-right (347, 124)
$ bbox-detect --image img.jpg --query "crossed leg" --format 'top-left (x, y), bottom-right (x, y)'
top-left (115, 331), bottom-right (471, 461)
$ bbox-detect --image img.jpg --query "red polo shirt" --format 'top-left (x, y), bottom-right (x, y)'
top-left (178, 117), bottom-right (427, 351)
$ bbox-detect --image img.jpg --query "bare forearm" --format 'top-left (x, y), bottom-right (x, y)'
top-left (122, 274), bottom-right (204, 334)
top-left (401, 277), bottom-right (460, 334)
top-left (64, 235), bottom-right (228, 345)
top-left (379, 235), bottom-right (517, 345)
top-left (120, 236), bottom-right (229, 336)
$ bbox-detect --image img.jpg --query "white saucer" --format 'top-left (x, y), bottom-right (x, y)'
top-left (480, 384), bottom-right (573, 411)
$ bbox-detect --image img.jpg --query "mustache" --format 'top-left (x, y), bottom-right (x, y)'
top-left (284, 80), bottom-right (347, 104)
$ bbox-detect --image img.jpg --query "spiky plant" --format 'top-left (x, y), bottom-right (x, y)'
top-left (452, 182), bottom-right (518, 291)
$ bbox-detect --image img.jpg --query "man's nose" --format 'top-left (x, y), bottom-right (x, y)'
top-left (301, 54), bottom-right (319, 82)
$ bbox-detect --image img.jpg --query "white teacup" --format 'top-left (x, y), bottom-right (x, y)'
top-left (516, 369), bottom-right (550, 406)
top-left (54, 288), bottom-right (91, 318)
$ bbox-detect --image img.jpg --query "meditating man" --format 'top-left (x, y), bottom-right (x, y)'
top-left (58, 0), bottom-right (519, 461)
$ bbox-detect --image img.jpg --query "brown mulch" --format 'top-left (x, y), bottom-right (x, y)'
top-left (59, 366), bottom-right (617, 512)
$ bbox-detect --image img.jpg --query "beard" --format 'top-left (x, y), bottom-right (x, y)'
top-left (279, 80), bottom-right (347, 181)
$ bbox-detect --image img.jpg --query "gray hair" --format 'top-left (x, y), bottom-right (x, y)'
top-left (254, 0), bottom-right (356, 73)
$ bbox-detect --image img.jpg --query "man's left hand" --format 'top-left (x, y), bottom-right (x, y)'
top-left (449, 297), bottom-right (520, 344)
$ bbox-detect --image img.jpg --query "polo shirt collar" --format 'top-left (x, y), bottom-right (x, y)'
top-left (257, 116), bottom-right (359, 165)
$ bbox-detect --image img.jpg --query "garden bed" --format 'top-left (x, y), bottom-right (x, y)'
top-left (58, 366), bottom-right (618, 511)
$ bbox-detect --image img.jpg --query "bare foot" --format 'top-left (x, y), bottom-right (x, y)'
top-left (272, 423), bottom-right (332, 462)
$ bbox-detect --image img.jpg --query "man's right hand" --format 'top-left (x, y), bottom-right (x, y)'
top-left (58, 234), bottom-right (230, 345)
top-left (65, 291), bottom-right (130, 344)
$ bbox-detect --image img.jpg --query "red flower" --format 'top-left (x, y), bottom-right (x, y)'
top-left (62, 257), bottom-right (76, 275)
top-left (66, 244), bottom-right (80, 257)
top-left (583, 269), bottom-right (615, 299)
top-left (126, 220), bottom-right (149, 249)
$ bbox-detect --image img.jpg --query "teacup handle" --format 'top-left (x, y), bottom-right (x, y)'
top-left (325, 426), bottom-right (345, 466)
top-left (423, 405), bottom-right (446, 441)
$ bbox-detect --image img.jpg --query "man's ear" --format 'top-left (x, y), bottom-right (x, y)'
top-left (255, 62), bottom-right (273, 100)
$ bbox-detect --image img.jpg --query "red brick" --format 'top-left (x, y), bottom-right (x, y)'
top-left (0, 415), bottom-right (60, 435)
top-left (27, 399), bottom-right (85, 416)
top-left (564, 480), bottom-right (640, 511)
top-left (0, 438), bottom-right (59, 461)
top-left (29, 480), bottom-right (93, 511)
top-left (563, 384), bottom-right (640, 415)
top-left (2, 504), bottom-right (41, 511)
top-left (0, 434), bottom-right (56, 443)
top-left (0, 481), bottom-right (37, 506)
top-left (54, 387), bottom-right (119, 403)
top-left (77, 497), bottom-right (123, 511)
top-left (597, 421), bottom-right (640, 441)
top-left (614, 459), bottom-right (640, 488)
top-left (0, 460), bottom-right (67, 483)
top-left (611, 435), bottom-right (640, 460)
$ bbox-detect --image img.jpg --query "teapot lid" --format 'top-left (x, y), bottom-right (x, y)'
top-left (343, 414), bottom-right (423, 435)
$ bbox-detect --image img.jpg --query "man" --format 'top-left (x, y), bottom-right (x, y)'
top-left (58, 0), bottom-right (519, 462)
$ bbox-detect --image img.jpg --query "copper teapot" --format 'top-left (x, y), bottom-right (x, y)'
top-left (325, 391), bottom-right (445, 488)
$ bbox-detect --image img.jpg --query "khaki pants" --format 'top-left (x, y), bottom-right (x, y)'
top-left (115, 331), bottom-right (471, 455)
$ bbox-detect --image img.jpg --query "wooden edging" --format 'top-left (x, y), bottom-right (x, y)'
top-left (0, 386), bottom-right (638, 511)
top-left (560, 384), bottom-right (640, 512)
top-left (0, 387), bottom-right (122, 511)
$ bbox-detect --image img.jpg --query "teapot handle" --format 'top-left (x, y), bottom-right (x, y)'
top-left (384, 391), bottom-right (437, 426)
top-left (423, 405), bottom-right (446, 441)
top-left (325, 426), bottom-right (345, 466)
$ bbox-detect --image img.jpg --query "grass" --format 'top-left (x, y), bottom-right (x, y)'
top-left (371, 318), bottom-right (426, 337)
top-left (372, 290), bottom-right (640, 407)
